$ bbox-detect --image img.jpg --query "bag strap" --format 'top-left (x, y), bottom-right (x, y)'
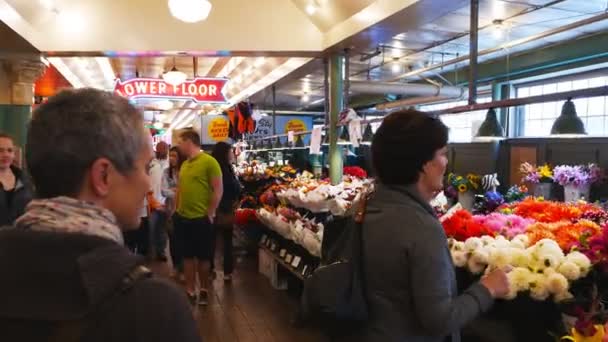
top-left (50, 265), bottom-right (152, 342)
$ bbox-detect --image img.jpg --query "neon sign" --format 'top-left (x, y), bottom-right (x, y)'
top-left (114, 77), bottom-right (228, 103)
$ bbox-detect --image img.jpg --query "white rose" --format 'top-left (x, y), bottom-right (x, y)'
top-left (543, 267), bottom-right (557, 276)
top-left (546, 272), bottom-right (569, 295)
top-left (529, 275), bottom-right (550, 301)
top-left (511, 249), bottom-right (532, 268)
top-left (535, 239), bottom-right (563, 257)
top-left (452, 241), bottom-right (465, 252)
top-left (558, 262), bottom-right (581, 281)
top-left (509, 267), bottom-right (533, 291)
top-left (512, 234), bottom-right (530, 248)
top-left (465, 237), bottom-right (483, 252)
top-left (492, 236), bottom-right (511, 249)
top-left (481, 236), bottom-right (495, 246)
top-left (539, 253), bottom-right (562, 270)
top-left (566, 251), bottom-right (591, 276)
top-left (488, 248), bottom-right (511, 268)
top-left (510, 239), bottom-right (526, 250)
top-left (452, 250), bottom-right (468, 268)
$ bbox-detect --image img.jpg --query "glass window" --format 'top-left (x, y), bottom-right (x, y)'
top-left (517, 74), bottom-right (608, 136)
top-left (419, 97), bottom-right (491, 142)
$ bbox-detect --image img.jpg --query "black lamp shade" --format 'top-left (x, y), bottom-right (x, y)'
top-left (361, 123), bottom-right (374, 145)
top-left (476, 108), bottom-right (504, 138)
top-left (295, 134), bottom-right (305, 148)
top-left (551, 99), bottom-right (586, 135)
top-left (272, 137), bottom-right (281, 150)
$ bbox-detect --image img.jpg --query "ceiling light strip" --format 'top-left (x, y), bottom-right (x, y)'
top-left (228, 57), bottom-right (312, 105)
top-left (95, 57), bottom-right (117, 89)
top-left (47, 57), bottom-right (85, 88)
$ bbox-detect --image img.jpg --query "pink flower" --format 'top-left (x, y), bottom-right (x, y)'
top-left (473, 213), bottom-right (535, 239)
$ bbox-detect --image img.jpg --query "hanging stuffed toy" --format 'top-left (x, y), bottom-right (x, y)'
top-left (237, 102), bottom-right (255, 135)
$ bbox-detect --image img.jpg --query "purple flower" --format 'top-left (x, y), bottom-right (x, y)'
top-left (554, 164), bottom-right (601, 187)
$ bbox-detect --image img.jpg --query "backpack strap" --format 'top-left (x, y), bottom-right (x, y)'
top-left (50, 265), bottom-right (152, 342)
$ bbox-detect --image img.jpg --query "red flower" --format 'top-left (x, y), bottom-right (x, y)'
top-left (442, 209), bottom-right (495, 241)
top-left (343, 166), bottom-right (368, 179)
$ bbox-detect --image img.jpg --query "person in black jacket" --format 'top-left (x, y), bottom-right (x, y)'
top-left (210, 142), bottom-right (241, 281)
top-left (0, 89), bottom-right (201, 342)
top-left (0, 133), bottom-right (33, 226)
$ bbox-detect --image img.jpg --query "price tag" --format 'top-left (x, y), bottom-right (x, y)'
top-left (278, 160), bottom-right (284, 166)
top-left (291, 256), bottom-right (301, 268)
top-left (269, 161), bottom-right (276, 167)
top-left (302, 265), bottom-right (309, 276)
top-left (285, 254), bottom-right (293, 264)
top-left (284, 160), bottom-right (289, 165)
top-left (279, 249), bottom-right (287, 258)
top-left (288, 131), bottom-right (295, 143)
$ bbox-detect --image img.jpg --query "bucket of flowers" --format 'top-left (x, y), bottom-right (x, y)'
top-left (520, 162), bottom-right (554, 199)
top-left (553, 164), bottom-right (602, 202)
top-left (447, 173), bottom-right (481, 211)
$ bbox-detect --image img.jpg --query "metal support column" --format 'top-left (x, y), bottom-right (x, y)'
top-left (468, 0), bottom-right (479, 105)
top-left (329, 54), bottom-right (344, 185)
top-left (272, 84), bottom-right (277, 135)
top-left (343, 49), bottom-right (350, 108)
top-left (323, 58), bottom-right (330, 125)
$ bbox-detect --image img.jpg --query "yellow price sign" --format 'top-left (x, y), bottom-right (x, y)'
top-left (207, 117), bottom-right (229, 142)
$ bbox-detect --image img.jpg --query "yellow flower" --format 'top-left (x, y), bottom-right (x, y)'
top-left (539, 165), bottom-right (553, 179)
top-left (458, 184), bottom-right (468, 193)
top-left (562, 324), bottom-right (605, 342)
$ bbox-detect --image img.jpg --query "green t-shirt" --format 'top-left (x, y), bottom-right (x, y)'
top-left (177, 152), bottom-right (222, 219)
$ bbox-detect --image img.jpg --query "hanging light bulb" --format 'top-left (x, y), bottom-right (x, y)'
top-left (492, 19), bottom-right (505, 39)
top-left (168, 0), bottom-right (212, 23)
top-left (302, 93), bottom-right (310, 102)
top-left (163, 58), bottom-right (187, 86)
top-left (391, 59), bottom-right (402, 74)
top-left (306, 3), bottom-right (318, 15)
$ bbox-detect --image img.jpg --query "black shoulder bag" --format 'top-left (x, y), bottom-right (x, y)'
top-left (301, 195), bottom-right (369, 334)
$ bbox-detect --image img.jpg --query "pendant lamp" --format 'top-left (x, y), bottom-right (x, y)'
top-left (475, 108), bottom-right (504, 138)
top-left (337, 126), bottom-right (351, 145)
top-left (271, 137), bottom-right (281, 150)
top-left (295, 135), bottom-right (306, 149)
top-left (550, 98), bottom-right (586, 135)
top-left (163, 57), bottom-right (187, 86)
top-left (360, 123), bottom-right (374, 145)
top-left (168, 0), bottom-right (212, 23)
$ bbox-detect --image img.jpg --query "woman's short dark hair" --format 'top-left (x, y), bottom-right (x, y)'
top-left (28, 88), bottom-right (146, 198)
top-left (211, 142), bottom-right (234, 175)
top-left (372, 109), bottom-right (448, 185)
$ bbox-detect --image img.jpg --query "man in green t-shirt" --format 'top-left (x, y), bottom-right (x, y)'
top-left (175, 130), bottom-right (223, 306)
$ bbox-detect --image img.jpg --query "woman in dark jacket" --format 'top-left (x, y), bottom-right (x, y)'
top-left (0, 89), bottom-right (200, 342)
top-left (0, 133), bottom-right (32, 226)
top-left (359, 109), bottom-right (510, 342)
top-left (211, 142), bottom-right (241, 281)
top-left (162, 146), bottom-right (186, 280)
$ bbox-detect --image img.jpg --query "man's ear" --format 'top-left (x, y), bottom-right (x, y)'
top-left (88, 158), bottom-right (113, 197)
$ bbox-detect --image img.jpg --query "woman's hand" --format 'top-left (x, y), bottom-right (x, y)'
top-left (480, 267), bottom-right (511, 298)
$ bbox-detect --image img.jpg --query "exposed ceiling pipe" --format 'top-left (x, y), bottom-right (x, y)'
top-left (390, 11), bottom-right (608, 82)
top-left (349, 81), bottom-right (467, 98)
top-left (375, 96), bottom-right (455, 111)
top-left (430, 85), bottom-right (608, 115)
